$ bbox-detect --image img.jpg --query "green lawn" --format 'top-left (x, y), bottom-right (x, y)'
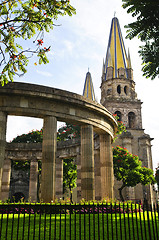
top-left (0, 211), bottom-right (158, 239)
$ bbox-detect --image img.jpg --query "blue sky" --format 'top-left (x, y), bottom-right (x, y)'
top-left (6, 0), bottom-right (159, 170)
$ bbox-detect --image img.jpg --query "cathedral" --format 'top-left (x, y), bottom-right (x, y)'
top-left (83, 17), bottom-right (155, 203)
top-left (1, 17), bottom-right (156, 203)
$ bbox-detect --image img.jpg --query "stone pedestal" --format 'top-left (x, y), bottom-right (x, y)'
top-left (100, 134), bottom-right (114, 199)
top-left (81, 124), bottom-right (95, 200)
top-left (0, 112), bottom-right (7, 199)
top-left (41, 116), bottom-right (57, 202)
top-left (1, 159), bottom-right (11, 201)
top-left (29, 159), bottom-right (38, 202)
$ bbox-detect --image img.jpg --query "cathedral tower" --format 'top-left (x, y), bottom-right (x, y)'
top-left (101, 17), bottom-right (142, 130)
top-left (101, 17), bottom-right (155, 203)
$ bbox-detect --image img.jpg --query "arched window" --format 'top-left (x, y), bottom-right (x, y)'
top-left (128, 112), bottom-right (135, 128)
top-left (115, 111), bottom-right (122, 122)
top-left (117, 85), bottom-right (121, 94)
top-left (124, 86), bottom-right (128, 95)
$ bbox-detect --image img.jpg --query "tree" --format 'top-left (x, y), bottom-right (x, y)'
top-left (155, 166), bottom-right (159, 191)
top-left (113, 113), bottom-right (126, 141)
top-left (57, 123), bottom-right (80, 141)
top-left (113, 146), bottom-right (156, 201)
top-left (0, 0), bottom-right (76, 85)
top-left (63, 158), bottom-right (77, 203)
top-left (12, 128), bottom-right (43, 143)
top-left (122, 0), bottom-right (159, 79)
top-left (11, 123), bottom-right (80, 143)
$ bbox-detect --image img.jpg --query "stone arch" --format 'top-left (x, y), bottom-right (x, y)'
top-left (124, 86), bottom-right (128, 95)
top-left (128, 112), bottom-right (136, 128)
top-left (117, 85), bottom-right (121, 94)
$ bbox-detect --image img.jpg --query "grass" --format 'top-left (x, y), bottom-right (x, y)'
top-left (0, 211), bottom-right (158, 240)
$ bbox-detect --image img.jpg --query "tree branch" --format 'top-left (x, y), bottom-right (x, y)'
top-left (0, 18), bottom-right (61, 27)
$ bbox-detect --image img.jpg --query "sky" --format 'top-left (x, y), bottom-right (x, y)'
top-left (6, 0), bottom-right (159, 170)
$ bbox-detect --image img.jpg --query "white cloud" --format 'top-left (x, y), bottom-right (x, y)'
top-left (36, 70), bottom-right (53, 77)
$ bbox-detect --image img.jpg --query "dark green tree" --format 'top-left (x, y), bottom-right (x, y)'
top-left (0, 0), bottom-right (76, 85)
top-left (11, 159), bottom-right (30, 171)
top-left (155, 166), bottom-right (159, 191)
top-left (12, 129), bottom-right (43, 143)
top-left (63, 158), bottom-right (77, 203)
top-left (122, 0), bottom-right (159, 79)
top-left (12, 123), bottom-right (80, 143)
top-left (113, 146), bottom-right (156, 201)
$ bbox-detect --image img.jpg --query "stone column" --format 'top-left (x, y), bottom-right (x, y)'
top-left (55, 158), bottom-right (63, 199)
top-left (81, 124), bottom-right (95, 200)
top-left (100, 133), bottom-right (114, 199)
top-left (41, 116), bottom-right (57, 202)
top-left (139, 135), bottom-right (154, 204)
top-left (29, 159), bottom-right (38, 202)
top-left (0, 112), bottom-right (7, 200)
top-left (1, 159), bottom-right (11, 201)
top-left (94, 149), bottom-right (101, 200)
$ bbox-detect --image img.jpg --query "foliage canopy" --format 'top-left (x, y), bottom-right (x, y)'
top-left (0, 0), bottom-right (75, 85)
top-left (122, 0), bottom-right (159, 79)
top-left (155, 166), bottom-right (159, 191)
top-left (113, 146), bottom-right (156, 201)
top-left (12, 129), bottom-right (43, 143)
top-left (12, 123), bottom-right (80, 143)
top-left (57, 123), bottom-right (80, 141)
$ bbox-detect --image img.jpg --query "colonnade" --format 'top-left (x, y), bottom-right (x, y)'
top-left (0, 113), bottom-right (114, 202)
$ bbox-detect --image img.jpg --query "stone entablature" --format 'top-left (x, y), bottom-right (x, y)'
top-left (6, 143), bottom-right (42, 161)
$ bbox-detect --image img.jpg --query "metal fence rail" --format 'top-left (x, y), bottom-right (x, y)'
top-left (0, 203), bottom-right (158, 240)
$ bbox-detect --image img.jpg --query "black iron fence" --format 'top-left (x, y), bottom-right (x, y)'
top-left (0, 202), bottom-right (158, 239)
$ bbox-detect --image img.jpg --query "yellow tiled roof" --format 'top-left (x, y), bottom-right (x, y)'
top-left (104, 17), bottom-right (131, 80)
top-left (83, 71), bottom-right (95, 101)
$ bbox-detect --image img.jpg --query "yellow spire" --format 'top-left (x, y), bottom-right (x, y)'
top-left (83, 71), bottom-right (95, 101)
top-left (104, 17), bottom-right (129, 80)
